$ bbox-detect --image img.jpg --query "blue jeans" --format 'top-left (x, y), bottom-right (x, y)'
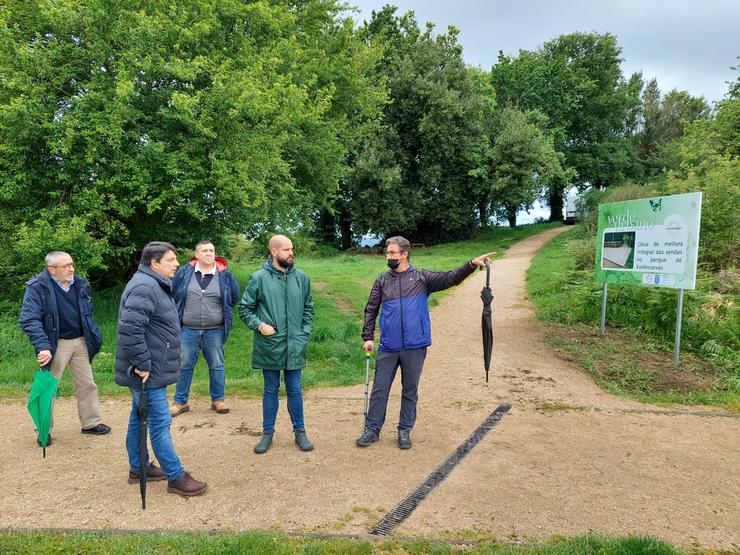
top-left (262, 369), bottom-right (304, 433)
top-left (127, 386), bottom-right (185, 482)
top-left (174, 327), bottom-right (226, 404)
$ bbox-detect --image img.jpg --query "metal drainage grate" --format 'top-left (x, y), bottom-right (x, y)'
top-left (370, 403), bottom-right (511, 536)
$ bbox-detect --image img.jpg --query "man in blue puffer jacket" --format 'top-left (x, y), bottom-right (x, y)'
top-left (115, 241), bottom-right (207, 497)
top-left (357, 236), bottom-right (494, 450)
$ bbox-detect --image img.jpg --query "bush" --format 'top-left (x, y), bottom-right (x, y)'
top-left (664, 156), bottom-right (740, 271)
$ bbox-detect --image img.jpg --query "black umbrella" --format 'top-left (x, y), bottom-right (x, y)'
top-left (136, 371), bottom-right (149, 510)
top-left (480, 260), bottom-right (494, 382)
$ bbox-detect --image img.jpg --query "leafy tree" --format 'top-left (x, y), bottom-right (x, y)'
top-left (635, 78), bottom-right (710, 176)
top-left (0, 0), bottom-right (383, 287)
top-left (663, 71), bottom-right (740, 271)
top-left (489, 108), bottom-right (565, 226)
top-left (348, 8), bottom-right (489, 244)
top-left (491, 32), bottom-right (641, 220)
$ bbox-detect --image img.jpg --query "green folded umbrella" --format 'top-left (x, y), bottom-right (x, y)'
top-left (27, 369), bottom-right (59, 458)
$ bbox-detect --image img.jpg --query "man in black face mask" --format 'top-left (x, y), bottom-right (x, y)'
top-left (357, 236), bottom-right (494, 449)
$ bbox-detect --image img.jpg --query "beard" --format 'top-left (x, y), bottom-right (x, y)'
top-left (277, 255), bottom-right (294, 269)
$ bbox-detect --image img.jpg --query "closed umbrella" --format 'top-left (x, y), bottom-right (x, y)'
top-left (137, 376), bottom-right (149, 509)
top-left (480, 261), bottom-right (494, 382)
top-left (27, 369), bottom-right (59, 458)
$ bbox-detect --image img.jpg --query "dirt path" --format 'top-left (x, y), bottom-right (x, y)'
top-left (1, 228), bottom-right (738, 550)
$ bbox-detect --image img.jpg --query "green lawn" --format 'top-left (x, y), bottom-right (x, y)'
top-left (0, 223), bottom-right (561, 398)
top-left (0, 531), bottom-right (682, 554)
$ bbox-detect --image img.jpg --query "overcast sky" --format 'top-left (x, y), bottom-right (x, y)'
top-left (348, 0), bottom-right (740, 105)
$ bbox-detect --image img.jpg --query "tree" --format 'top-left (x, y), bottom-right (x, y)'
top-left (348, 8), bottom-right (489, 244)
top-left (491, 32), bottom-right (640, 220)
top-left (635, 78), bottom-right (710, 176)
top-left (663, 70), bottom-right (740, 271)
top-left (489, 108), bottom-right (565, 226)
top-left (0, 0), bottom-right (385, 286)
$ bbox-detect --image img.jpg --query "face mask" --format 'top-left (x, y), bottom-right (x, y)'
top-left (387, 259), bottom-right (400, 270)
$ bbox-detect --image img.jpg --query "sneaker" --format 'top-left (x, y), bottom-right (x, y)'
top-left (81, 423), bottom-right (111, 435)
top-left (254, 432), bottom-right (274, 454)
top-left (294, 430), bottom-right (314, 452)
top-left (170, 403), bottom-right (190, 417)
top-left (355, 428), bottom-right (379, 447)
top-left (398, 429), bottom-right (412, 449)
top-left (210, 400), bottom-right (229, 414)
top-left (167, 472), bottom-right (208, 497)
top-left (128, 463), bottom-right (167, 484)
top-left (36, 433), bottom-right (52, 447)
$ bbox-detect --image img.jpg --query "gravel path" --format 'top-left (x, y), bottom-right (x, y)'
top-left (1, 227), bottom-right (737, 550)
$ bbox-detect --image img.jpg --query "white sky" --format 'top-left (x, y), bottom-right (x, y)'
top-left (348, 0), bottom-right (740, 105)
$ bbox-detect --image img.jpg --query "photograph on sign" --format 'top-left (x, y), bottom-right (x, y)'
top-left (601, 231), bottom-right (635, 269)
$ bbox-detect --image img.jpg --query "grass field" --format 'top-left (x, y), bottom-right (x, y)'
top-left (0, 223), bottom-right (561, 398)
top-left (0, 530), bottom-right (682, 554)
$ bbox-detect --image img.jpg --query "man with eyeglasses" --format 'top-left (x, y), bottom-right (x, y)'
top-left (357, 237), bottom-right (494, 450)
top-left (20, 251), bottom-right (111, 447)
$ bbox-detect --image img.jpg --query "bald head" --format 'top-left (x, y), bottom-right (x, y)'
top-left (269, 234), bottom-right (294, 272)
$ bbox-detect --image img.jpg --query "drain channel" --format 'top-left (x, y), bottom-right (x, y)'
top-left (369, 403), bottom-right (511, 536)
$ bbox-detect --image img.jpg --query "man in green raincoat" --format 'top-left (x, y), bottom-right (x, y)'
top-left (239, 234), bottom-right (314, 454)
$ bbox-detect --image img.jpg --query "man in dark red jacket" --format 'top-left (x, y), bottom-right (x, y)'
top-left (357, 236), bottom-right (494, 450)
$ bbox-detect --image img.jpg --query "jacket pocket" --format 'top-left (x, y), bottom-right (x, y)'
top-left (85, 315), bottom-right (104, 356)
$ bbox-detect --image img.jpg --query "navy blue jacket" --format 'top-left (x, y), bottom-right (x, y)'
top-left (171, 256), bottom-right (241, 340)
top-left (115, 265), bottom-right (181, 389)
top-left (362, 261), bottom-right (475, 352)
top-left (19, 270), bottom-right (103, 367)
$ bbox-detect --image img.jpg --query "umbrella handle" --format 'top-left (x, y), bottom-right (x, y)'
top-left (485, 260), bottom-right (491, 288)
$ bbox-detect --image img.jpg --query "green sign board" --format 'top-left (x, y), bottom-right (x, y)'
top-left (595, 192), bottom-right (702, 290)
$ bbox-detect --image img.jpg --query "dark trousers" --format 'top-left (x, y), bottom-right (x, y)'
top-left (365, 347), bottom-right (427, 433)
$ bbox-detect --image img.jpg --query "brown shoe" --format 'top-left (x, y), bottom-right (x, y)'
top-left (127, 463), bottom-right (167, 484)
top-left (170, 403), bottom-right (190, 417)
top-left (210, 400), bottom-right (229, 414)
top-left (167, 472), bottom-right (208, 497)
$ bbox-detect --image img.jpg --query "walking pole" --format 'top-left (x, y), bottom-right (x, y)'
top-left (363, 351), bottom-right (371, 427)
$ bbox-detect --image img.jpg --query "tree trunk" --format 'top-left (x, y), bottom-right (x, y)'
top-left (339, 205), bottom-right (353, 251)
top-left (478, 199), bottom-right (488, 227)
top-left (506, 205), bottom-right (517, 227)
top-left (548, 184), bottom-right (565, 222)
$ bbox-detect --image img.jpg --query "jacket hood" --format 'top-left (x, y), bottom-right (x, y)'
top-left (188, 256), bottom-right (228, 271)
top-left (137, 264), bottom-right (173, 292)
top-left (263, 257), bottom-right (295, 275)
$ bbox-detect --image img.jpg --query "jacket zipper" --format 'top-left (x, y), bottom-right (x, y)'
top-left (160, 342), bottom-right (170, 376)
top-left (284, 273), bottom-right (289, 367)
top-left (399, 272), bottom-right (405, 349)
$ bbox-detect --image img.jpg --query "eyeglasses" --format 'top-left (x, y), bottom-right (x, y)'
top-left (48, 263), bottom-right (75, 269)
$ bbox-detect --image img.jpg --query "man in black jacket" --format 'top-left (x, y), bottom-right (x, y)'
top-left (20, 251), bottom-right (110, 446)
top-left (115, 242), bottom-right (207, 497)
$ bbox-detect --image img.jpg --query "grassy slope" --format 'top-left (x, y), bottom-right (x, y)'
top-left (527, 229), bottom-right (739, 409)
top-left (0, 223), bottom-right (560, 398)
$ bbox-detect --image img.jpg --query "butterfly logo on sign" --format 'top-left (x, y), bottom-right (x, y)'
top-left (649, 198), bottom-right (662, 212)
